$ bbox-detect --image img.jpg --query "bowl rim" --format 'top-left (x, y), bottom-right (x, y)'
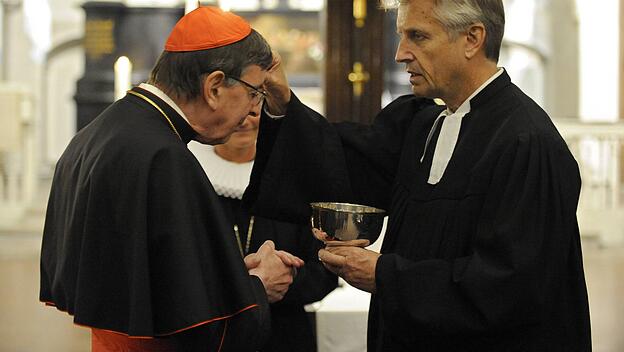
top-left (310, 202), bottom-right (386, 215)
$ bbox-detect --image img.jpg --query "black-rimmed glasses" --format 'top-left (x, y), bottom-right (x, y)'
top-left (225, 75), bottom-right (268, 106)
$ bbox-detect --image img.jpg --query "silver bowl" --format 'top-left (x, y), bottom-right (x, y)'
top-left (310, 202), bottom-right (386, 243)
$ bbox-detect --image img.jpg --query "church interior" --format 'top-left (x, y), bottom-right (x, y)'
top-left (0, 0), bottom-right (623, 351)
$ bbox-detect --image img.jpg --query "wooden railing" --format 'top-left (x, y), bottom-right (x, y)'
top-left (555, 119), bottom-right (624, 247)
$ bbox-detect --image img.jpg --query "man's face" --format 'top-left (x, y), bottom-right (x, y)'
top-left (222, 113), bottom-right (260, 150)
top-left (395, 0), bottom-right (465, 101)
top-left (194, 65), bottom-right (267, 145)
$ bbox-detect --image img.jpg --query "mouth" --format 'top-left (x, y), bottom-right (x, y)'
top-left (408, 71), bottom-right (424, 84)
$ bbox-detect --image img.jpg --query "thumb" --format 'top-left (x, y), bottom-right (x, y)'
top-left (257, 240), bottom-right (275, 256)
top-left (244, 253), bottom-right (260, 269)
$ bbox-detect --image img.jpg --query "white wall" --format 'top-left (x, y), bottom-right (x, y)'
top-left (577, 0), bottom-right (620, 122)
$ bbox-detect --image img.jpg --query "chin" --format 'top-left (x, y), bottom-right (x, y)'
top-left (410, 86), bottom-right (433, 99)
top-left (196, 135), bottom-right (230, 146)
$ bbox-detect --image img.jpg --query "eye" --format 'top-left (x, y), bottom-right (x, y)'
top-left (407, 30), bottom-right (426, 42)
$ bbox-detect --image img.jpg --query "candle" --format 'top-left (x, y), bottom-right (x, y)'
top-left (114, 56), bottom-right (132, 101)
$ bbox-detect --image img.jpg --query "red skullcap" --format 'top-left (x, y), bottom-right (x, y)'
top-left (164, 6), bottom-right (252, 52)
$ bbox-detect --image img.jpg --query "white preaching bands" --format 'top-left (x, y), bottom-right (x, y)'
top-left (421, 68), bottom-right (504, 184)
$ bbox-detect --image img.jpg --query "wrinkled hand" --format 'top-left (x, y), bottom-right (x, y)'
top-left (247, 240), bottom-right (303, 303)
top-left (318, 246), bottom-right (381, 293)
top-left (263, 51), bottom-right (291, 116)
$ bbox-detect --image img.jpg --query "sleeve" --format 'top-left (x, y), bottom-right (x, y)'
top-left (375, 131), bottom-right (583, 335)
top-left (145, 145), bottom-right (271, 342)
top-left (219, 276), bottom-right (271, 351)
top-left (244, 93), bottom-right (433, 223)
top-left (272, 222), bottom-right (338, 307)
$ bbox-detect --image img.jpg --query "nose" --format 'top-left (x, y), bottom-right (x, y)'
top-left (395, 38), bottom-right (413, 64)
top-left (248, 101), bottom-right (262, 118)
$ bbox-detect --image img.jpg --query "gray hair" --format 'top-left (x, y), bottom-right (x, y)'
top-left (148, 29), bottom-right (273, 101)
top-left (380, 0), bottom-right (505, 62)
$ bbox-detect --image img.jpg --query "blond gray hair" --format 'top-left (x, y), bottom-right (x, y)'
top-left (381, 0), bottom-right (505, 62)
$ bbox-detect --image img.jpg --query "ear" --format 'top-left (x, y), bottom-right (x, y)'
top-left (202, 71), bottom-right (227, 110)
top-left (465, 23), bottom-right (486, 59)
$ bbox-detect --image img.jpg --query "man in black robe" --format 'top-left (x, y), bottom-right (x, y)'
top-left (39, 7), bottom-right (303, 351)
top-left (243, 0), bottom-right (592, 350)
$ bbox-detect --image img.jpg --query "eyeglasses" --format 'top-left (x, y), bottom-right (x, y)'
top-left (225, 75), bottom-right (268, 106)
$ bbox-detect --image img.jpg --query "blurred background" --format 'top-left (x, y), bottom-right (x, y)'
top-left (0, 0), bottom-right (622, 351)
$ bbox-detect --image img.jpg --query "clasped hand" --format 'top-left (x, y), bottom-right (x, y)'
top-left (246, 240), bottom-right (304, 303)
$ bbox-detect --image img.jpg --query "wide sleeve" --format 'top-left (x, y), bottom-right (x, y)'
top-left (244, 93), bottom-right (434, 223)
top-left (375, 131), bottom-right (584, 335)
top-left (144, 146), bottom-right (271, 344)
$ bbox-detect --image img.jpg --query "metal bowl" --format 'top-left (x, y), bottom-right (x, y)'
top-left (310, 202), bottom-right (386, 243)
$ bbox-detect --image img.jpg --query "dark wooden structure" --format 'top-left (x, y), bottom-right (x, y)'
top-left (74, 2), bottom-right (183, 130)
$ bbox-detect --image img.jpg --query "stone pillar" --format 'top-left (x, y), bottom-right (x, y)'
top-left (620, 0), bottom-right (624, 121)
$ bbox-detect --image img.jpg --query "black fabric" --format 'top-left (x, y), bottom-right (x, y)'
top-left (219, 196), bottom-right (338, 352)
top-left (243, 71), bottom-right (591, 351)
top-left (40, 87), bottom-right (270, 350)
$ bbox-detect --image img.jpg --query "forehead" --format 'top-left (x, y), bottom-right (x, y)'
top-left (396, 0), bottom-right (439, 31)
top-left (240, 65), bottom-right (267, 84)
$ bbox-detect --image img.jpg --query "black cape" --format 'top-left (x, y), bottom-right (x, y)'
top-left (244, 71), bottom-right (591, 351)
top-left (219, 196), bottom-right (338, 352)
top-left (40, 87), bottom-right (270, 350)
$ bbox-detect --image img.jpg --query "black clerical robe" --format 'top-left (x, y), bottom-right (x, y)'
top-left (40, 87), bottom-right (270, 351)
top-left (244, 71), bottom-right (591, 351)
top-left (219, 196), bottom-right (338, 352)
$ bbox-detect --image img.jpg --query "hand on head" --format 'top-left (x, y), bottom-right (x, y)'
top-left (263, 51), bottom-right (292, 116)
top-left (246, 240), bottom-right (304, 303)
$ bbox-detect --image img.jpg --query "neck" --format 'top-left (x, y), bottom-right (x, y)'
top-left (443, 60), bottom-right (498, 112)
top-left (214, 144), bottom-right (256, 163)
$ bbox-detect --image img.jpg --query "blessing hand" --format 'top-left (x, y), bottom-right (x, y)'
top-left (263, 51), bottom-right (291, 116)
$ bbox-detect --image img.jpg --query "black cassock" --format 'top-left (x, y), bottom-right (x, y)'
top-left (40, 87), bottom-right (270, 351)
top-left (244, 71), bottom-right (591, 351)
top-left (218, 196), bottom-right (338, 352)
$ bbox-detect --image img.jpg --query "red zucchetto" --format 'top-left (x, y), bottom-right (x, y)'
top-left (164, 6), bottom-right (252, 52)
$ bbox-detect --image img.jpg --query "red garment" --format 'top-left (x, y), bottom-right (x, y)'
top-left (92, 329), bottom-right (181, 352)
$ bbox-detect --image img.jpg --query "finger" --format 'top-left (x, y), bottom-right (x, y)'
top-left (257, 240), bottom-right (275, 256)
top-left (275, 250), bottom-right (295, 265)
top-left (311, 228), bottom-right (328, 241)
top-left (325, 246), bottom-right (363, 257)
top-left (268, 51), bottom-right (282, 71)
top-left (325, 239), bottom-right (370, 247)
top-left (282, 251), bottom-right (305, 268)
top-left (276, 250), bottom-right (305, 267)
top-left (318, 248), bottom-right (347, 267)
top-left (244, 253), bottom-right (260, 269)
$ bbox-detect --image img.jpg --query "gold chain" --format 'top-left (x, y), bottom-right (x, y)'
top-left (127, 90), bottom-right (183, 141)
top-left (234, 216), bottom-right (255, 257)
